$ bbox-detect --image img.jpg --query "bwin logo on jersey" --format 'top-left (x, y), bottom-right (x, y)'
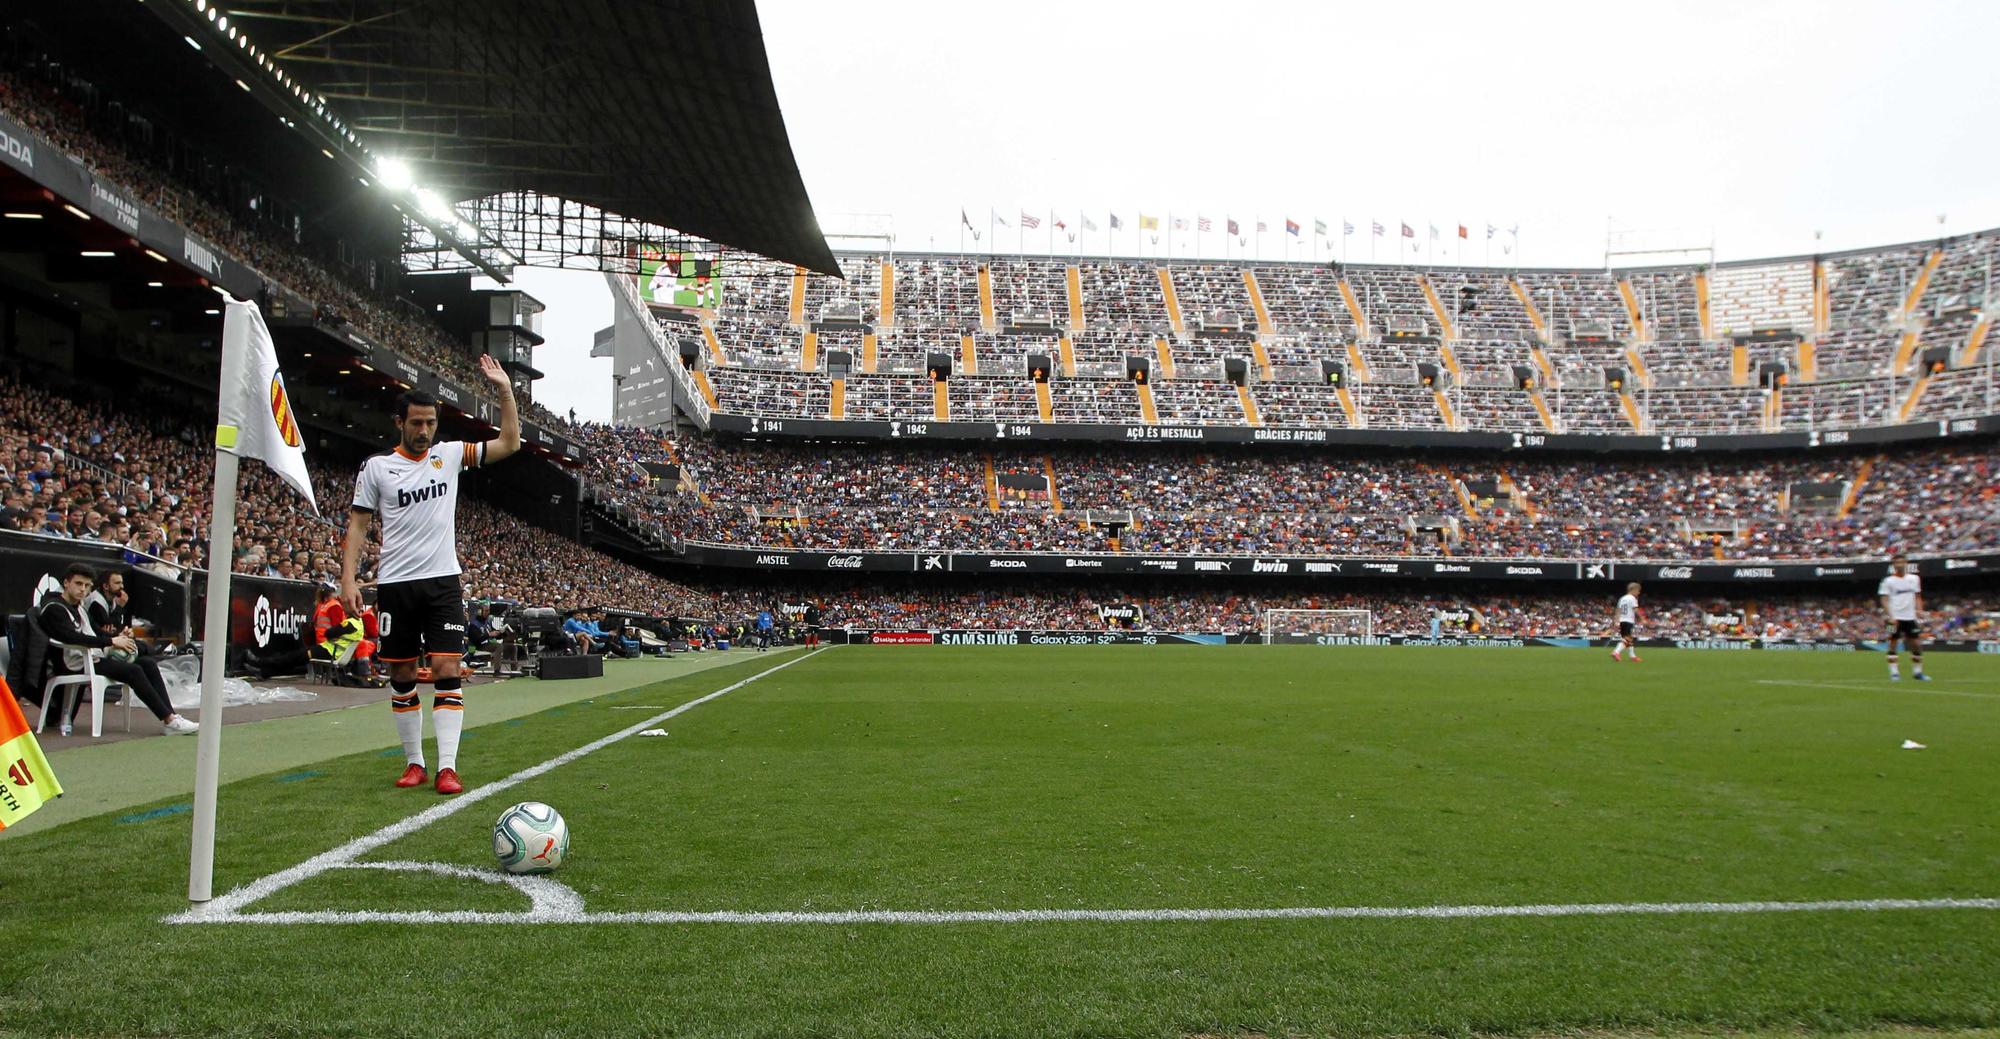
top-left (397, 480), bottom-right (449, 508)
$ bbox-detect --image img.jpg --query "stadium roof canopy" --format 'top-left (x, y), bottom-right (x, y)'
top-left (174, 0), bottom-right (837, 275)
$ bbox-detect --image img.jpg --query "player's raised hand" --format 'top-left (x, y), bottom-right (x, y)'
top-left (478, 353), bottom-right (511, 392)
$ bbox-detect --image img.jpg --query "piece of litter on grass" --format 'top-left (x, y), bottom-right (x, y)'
top-left (638, 729), bottom-right (669, 738)
top-left (1901, 739), bottom-right (1927, 750)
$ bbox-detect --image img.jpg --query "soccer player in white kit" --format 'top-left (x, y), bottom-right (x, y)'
top-left (1610, 582), bottom-right (1642, 662)
top-left (1878, 556), bottom-right (1928, 681)
top-left (341, 355), bottom-right (520, 794)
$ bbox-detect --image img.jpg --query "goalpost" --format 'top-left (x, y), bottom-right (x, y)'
top-left (1260, 609), bottom-right (1375, 645)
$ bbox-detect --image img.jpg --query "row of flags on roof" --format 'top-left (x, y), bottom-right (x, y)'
top-left (961, 209), bottom-right (1519, 244)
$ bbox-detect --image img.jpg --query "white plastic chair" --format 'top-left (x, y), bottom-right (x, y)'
top-left (38, 642), bottom-right (133, 738)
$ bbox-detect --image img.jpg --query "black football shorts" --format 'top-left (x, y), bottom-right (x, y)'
top-left (376, 576), bottom-right (468, 661)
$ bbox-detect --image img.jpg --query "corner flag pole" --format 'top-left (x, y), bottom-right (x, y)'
top-left (187, 297), bottom-right (316, 901)
top-left (188, 305), bottom-right (249, 903)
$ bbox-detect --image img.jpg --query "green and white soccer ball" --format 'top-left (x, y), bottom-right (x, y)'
top-left (492, 801), bottom-right (569, 875)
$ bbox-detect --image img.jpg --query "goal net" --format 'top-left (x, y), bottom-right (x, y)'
top-left (1261, 609), bottom-right (1374, 645)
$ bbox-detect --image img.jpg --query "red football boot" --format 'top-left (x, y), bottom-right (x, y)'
top-left (434, 767), bottom-right (462, 795)
top-left (395, 763), bottom-right (427, 788)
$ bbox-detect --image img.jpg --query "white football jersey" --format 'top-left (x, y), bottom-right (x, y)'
top-left (353, 441), bottom-right (483, 584)
top-left (1616, 594), bottom-right (1639, 624)
top-left (1877, 573), bottom-right (1921, 621)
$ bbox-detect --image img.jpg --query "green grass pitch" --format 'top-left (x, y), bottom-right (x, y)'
top-left (4, 645), bottom-right (1999, 1038)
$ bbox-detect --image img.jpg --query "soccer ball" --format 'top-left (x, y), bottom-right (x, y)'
top-left (492, 801), bottom-right (569, 875)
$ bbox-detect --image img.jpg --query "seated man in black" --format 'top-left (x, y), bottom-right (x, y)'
top-left (38, 562), bottom-right (197, 736)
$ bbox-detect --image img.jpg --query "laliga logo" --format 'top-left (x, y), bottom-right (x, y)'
top-left (269, 375), bottom-right (302, 448)
top-left (253, 594), bottom-right (308, 647)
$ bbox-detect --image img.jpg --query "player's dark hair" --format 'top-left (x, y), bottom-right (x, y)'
top-left (97, 565), bottom-right (124, 587)
top-left (394, 389), bottom-right (439, 419)
top-left (61, 561), bottom-right (95, 583)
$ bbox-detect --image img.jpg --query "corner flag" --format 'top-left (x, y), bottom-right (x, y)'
top-left (219, 298), bottom-right (317, 513)
top-left (189, 296), bottom-right (317, 901)
top-left (0, 676), bottom-right (62, 831)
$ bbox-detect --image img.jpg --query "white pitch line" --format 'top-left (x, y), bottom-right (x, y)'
top-left (1755, 679), bottom-right (2000, 699)
top-left (168, 648), bottom-right (825, 924)
top-left (186, 896), bottom-right (2000, 927)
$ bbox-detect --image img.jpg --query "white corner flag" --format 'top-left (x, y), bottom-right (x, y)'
top-left (218, 297), bottom-right (317, 513)
top-left (189, 296), bottom-right (318, 903)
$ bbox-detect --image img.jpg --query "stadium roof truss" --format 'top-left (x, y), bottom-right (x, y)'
top-left (153, 0), bottom-right (838, 278)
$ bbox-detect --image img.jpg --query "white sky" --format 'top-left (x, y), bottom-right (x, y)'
top-left (508, 0), bottom-right (2000, 423)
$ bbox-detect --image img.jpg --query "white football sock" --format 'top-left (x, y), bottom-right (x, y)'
top-left (391, 686), bottom-right (425, 767)
top-left (433, 681), bottom-right (464, 771)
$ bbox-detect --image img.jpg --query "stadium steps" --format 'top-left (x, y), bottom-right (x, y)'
top-left (978, 265), bottom-right (998, 332)
top-left (1618, 391), bottom-right (1647, 432)
top-left (1058, 336), bottom-right (1078, 377)
top-left (829, 378), bottom-right (845, 419)
top-left (1155, 338), bottom-right (1177, 380)
top-left (1243, 270), bottom-right (1275, 334)
top-left (934, 381), bottom-right (950, 421)
top-left (1158, 268), bottom-right (1185, 333)
top-left (1035, 380), bottom-right (1054, 421)
top-left (691, 370), bottom-right (720, 410)
top-left (960, 334), bottom-right (978, 375)
top-left (982, 455), bottom-right (1000, 511)
top-left (802, 331), bottom-right (818, 371)
top-left (1529, 389), bottom-right (1557, 432)
top-left (1902, 248), bottom-right (1943, 318)
top-left (1893, 328), bottom-right (1922, 375)
top-left (701, 323), bottom-right (728, 366)
top-left (1961, 317), bottom-right (1993, 366)
top-left (1336, 385), bottom-right (1359, 425)
top-left (1730, 342), bottom-right (1749, 386)
top-left (1439, 342), bottom-right (1464, 381)
top-left (1044, 458), bottom-right (1064, 511)
top-left (1432, 390), bottom-right (1459, 430)
top-left (879, 261), bottom-right (896, 329)
top-left (1246, 340), bottom-right (1276, 381)
top-left (1530, 344), bottom-right (1558, 385)
top-left (1617, 278), bottom-right (1648, 341)
top-left (1345, 341), bottom-right (1372, 381)
top-left (788, 268), bottom-right (806, 325)
top-left (861, 333), bottom-right (879, 373)
top-left (1897, 373), bottom-right (1932, 421)
top-left (1236, 385), bottom-right (1263, 426)
top-left (1450, 475), bottom-right (1478, 516)
top-left (1418, 274), bottom-right (1456, 341)
top-left (1838, 459), bottom-right (1874, 519)
top-left (1509, 277), bottom-right (1548, 342)
top-left (1135, 382), bottom-right (1161, 423)
top-left (1695, 270), bottom-right (1713, 339)
top-left (1624, 346), bottom-right (1652, 387)
top-left (1065, 266), bottom-right (1085, 330)
top-left (1797, 337), bottom-right (1817, 381)
top-left (1498, 473), bottom-right (1539, 520)
top-left (1762, 383), bottom-right (1782, 430)
top-left (1338, 278), bottom-right (1370, 335)
top-left (1813, 259), bottom-right (1831, 334)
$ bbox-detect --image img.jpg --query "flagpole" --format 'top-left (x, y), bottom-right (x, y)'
top-left (188, 303), bottom-right (251, 902)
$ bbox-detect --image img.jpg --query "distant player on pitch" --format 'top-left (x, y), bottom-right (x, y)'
top-left (1610, 582), bottom-right (1642, 662)
top-left (342, 355), bottom-right (520, 795)
top-left (1878, 556), bottom-right (1928, 681)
